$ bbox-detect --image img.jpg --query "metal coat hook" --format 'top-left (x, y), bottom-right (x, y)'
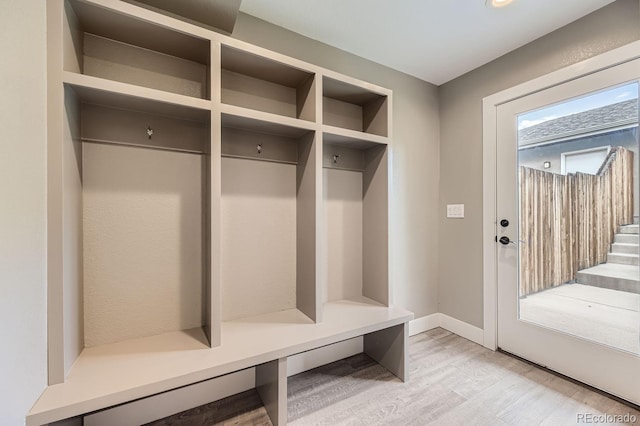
top-left (146, 126), bottom-right (154, 140)
top-left (257, 143), bottom-right (262, 155)
top-left (333, 154), bottom-right (340, 164)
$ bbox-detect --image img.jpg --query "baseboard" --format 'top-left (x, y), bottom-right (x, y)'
top-left (408, 313), bottom-right (441, 336)
top-left (410, 313), bottom-right (484, 346)
top-left (439, 314), bottom-right (484, 345)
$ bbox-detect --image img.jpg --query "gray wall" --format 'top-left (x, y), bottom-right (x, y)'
top-left (3, 1), bottom-right (639, 423)
top-left (438, 0), bottom-right (640, 328)
top-left (0, 0), bottom-right (48, 424)
top-left (232, 13), bottom-right (441, 318)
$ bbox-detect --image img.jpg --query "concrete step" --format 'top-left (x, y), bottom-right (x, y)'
top-left (619, 224), bottom-right (639, 235)
top-left (610, 243), bottom-right (639, 255)
top-left (607, 253), bottom-right (640, 266)
top-left (576, 263), bottom-right (639, 293)
top-left (614, 234), bottom-right (639, 244)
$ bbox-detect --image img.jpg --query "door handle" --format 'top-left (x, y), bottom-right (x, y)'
top-left (497, 236), bottom-right (516, 245)
top-left (496, 236), bottom-right (528, 245)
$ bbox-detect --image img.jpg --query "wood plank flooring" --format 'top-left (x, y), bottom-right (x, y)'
top-left (148, 328), bottom-right (640, 425)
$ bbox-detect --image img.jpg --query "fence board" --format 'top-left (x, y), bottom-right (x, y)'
top-left (519, 147), bottom-right (633, 296)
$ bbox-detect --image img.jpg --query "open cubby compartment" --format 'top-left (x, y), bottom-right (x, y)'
top-left (322, 76), bottom-right (388, 137)
top-left (220, 113), bottom-right (320, 323)
top-left (63, 0), bottom-right (211, 99)
top-left (61, 81), bottom-right (215, 364)
top-left (221, 45), bottom-right (316, 122)
top-left (322, 133), bottom-right (390, 307)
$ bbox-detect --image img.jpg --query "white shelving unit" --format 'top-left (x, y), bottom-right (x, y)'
top-left (35, 1), bottom-right (411, 425)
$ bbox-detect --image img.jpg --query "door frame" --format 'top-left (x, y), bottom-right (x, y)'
top-left (481, 40), bottom-right (640, 351)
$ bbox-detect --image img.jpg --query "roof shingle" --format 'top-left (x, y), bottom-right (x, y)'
top-left (519, 99), bottom-right (638, 145)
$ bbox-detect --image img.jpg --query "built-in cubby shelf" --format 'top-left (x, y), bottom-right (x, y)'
top-left (64, 0), bottom-right (211, 99)
top-left (220, 110), bottom-right (318, 323)
top-left (220, 103), bottom-right (316, 135)
top-left (64, 72), bottom-right (211, 153)
top-left (322, 136), bottom-right (389, 307)
top-left (221, 113), bottom-right (313, 164)
top-left (323, 126), bottom-right (388, 147)
top-left (62, 75), bottom-right (213, 354)
top-left (37, 1), bottom-right (404, 425)
top-left (26, 299), bottom-right (411, 426)
top-left (63, 71), bottom-right (212, 115)
top-left (221, 45), bottom-right (316, 121)
top-left (323, 76), bottom-right (388, 137)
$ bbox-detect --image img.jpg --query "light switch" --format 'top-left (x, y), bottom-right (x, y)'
top-left (447, 204), bottom-right (464, 218)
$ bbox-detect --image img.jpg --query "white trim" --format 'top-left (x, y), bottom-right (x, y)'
top-left (409, 313), bottom-right (441, 336)
top-left (483, 41), bottom-right (640, 109)
top-left (410, 314), bottom-right (484, 346)
top-left (483, 95), bottom-right (499, 350)
top-left (482, 40), bottom-right (640, 352)
top-left (440, 314), bottom-right (485, 346)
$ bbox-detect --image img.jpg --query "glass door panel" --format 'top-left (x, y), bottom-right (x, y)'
top-left (516, 82), bottom-right (639, 355)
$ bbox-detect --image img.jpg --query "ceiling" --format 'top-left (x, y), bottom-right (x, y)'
top-left (239, 0), bottom-right (617, 85)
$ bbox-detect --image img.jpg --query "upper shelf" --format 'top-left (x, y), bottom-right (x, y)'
top-left (65, 0), bottom-right (211, 99)
top-left (323, 126), bottom-right (388, 148)
top-left (220, 103), bottom-right (315, 137)
top-left (64, 71), bottom-right (212, 122)
top-left (323, 76), bottom-right (389, 138)
top-left (221, 45), bottom-right (316, 122)
top-left (220, 104), bottom-right (316, 164)
top-left (26, 298), bottom-right (412, 426)
top-left (64, 72), bottom-right (211, 154)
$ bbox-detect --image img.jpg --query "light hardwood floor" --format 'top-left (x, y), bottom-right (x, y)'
top-left (148, 328), bottom-right (640, 425)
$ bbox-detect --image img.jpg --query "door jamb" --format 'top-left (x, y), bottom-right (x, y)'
top-left (481, 40), bottom-right (640, 350)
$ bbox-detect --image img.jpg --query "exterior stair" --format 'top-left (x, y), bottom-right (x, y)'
top-left (607, 225), bottom-right (639, 266)
top-left (576, 264), bottom-right (639, 293)
top-left (576, 224), bottom-right (639, 294)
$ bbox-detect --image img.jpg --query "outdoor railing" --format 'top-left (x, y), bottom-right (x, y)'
top-left (519, 147), bottom-right (634, 296)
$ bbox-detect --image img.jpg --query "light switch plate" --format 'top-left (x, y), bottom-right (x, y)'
top-left (447, 204), bottom-right (464, 218)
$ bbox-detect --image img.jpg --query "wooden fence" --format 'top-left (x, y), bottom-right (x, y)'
top-left (519, 147), bottom-right (634, 296)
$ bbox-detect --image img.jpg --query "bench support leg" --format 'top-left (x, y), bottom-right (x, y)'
top-left (364, 322), bottom-right (408, 382)
top-left (256, 357), bottom-right (288, 425)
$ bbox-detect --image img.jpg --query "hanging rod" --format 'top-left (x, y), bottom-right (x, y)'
top-left (82, 138), bottom-right (207, 155)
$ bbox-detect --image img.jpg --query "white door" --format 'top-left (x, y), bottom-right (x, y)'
top-left (496, 58), bottom-right (640, 404)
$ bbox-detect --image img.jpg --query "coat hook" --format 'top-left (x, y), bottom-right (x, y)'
top-left (333, 154), bottom-right (340, 164)
top-left (146, 126), bottom-right (154, 140)
top-left (257, 143), bottom-right (262, 155)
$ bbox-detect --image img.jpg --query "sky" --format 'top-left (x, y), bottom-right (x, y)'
top-left (518, 82), bottom-right (639, 130)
